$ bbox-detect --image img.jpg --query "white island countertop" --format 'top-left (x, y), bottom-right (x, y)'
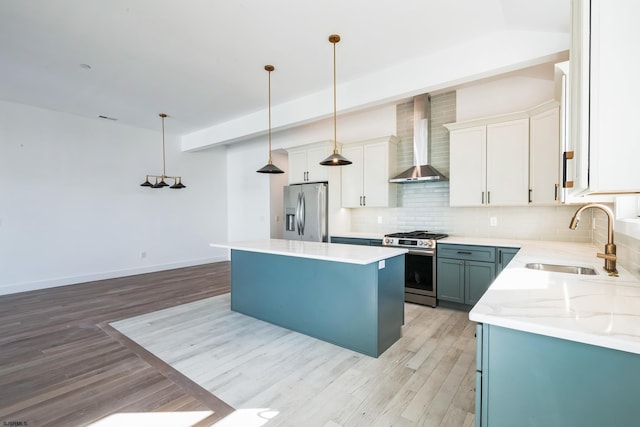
top-left (464, 238), bottom-right (640, 355)
top-left (210, 239), bottom-right (407, 265)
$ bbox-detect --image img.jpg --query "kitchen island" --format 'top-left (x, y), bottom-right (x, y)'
top-left (210, 239), bottom-right (407, 357)
top-left (458, 238), bottom-right (640, 427)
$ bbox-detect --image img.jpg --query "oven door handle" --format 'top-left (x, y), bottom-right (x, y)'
top-left (407, 250), bottom-right (435, 256)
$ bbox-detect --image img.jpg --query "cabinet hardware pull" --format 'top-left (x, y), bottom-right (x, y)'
top-left (363, 195), bottom-right (366, 206)
top-left (555, 183), bottom-right (559, 201)
top-left (562, 151), bottom-right (574, 188)
top-left (528, 189), bottom-right (532, 203)
top-left (481, 192), bottom-right (485, 204)
top-left (499, 250), bottom-right (503, 264)
top-left (457, 251), bottom-right (473, 255)
top-left (487, 191), bottom-right (491, 204)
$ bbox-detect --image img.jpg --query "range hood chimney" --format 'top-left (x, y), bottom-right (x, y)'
top-left (389, 94), bottom-right (448, 183)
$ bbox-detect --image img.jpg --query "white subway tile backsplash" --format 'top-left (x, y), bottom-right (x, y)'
top-left (351, 90), bottom-right (594, 244)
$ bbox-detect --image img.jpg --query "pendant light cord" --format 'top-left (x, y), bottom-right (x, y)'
top-left (332, 37), bottom-right (338, 154)
top-left (160, 113), bottom-right (167, 177)
top-left (268, 66), bottom-right (273, 164)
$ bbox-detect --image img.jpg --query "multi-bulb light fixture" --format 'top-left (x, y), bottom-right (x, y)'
top-left (140, 113), bottom-right (186, 189)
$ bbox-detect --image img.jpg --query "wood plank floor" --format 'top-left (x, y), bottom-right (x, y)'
top-left (0, 263), bottom-right (234, 427)
top-left (112, 294), bottom-right (477, 426)
top-left (0, 262), bottom-right (477, 427)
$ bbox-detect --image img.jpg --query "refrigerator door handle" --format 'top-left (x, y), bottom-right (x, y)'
top-left (296, 193), bottom-right (302, 235)
top-left (299, 192), bottom-right (306, 236)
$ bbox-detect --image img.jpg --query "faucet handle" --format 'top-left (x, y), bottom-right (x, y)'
top-left (597, 252), bottom-right (617, 261)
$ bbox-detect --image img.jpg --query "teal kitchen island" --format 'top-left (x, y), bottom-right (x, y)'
top-left (211, 239), bottom-right (407, 357)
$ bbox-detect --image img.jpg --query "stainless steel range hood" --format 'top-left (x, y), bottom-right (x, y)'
top-left (390, 94), bottom-right (448, 183)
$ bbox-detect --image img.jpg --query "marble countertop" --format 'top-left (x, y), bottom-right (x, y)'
top-left (210, 239), bottom-right (407, 265)
top-left (466, 238), bottom-right (640, 355)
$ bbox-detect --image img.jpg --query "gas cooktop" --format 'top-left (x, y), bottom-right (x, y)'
top-left (382, 230), bottom-right (448, 249)
top-left (384, 230), bottom-right (448, 240)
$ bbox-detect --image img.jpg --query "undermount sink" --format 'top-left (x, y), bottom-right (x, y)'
top-left (525, 263), bottom-right (598, 275)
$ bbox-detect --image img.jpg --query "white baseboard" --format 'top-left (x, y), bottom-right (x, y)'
top-left (0, 256), bottom-right (229, 297)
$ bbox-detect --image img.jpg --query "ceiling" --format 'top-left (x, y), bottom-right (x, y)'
top-left (0, 0), bottom-right (570, 138)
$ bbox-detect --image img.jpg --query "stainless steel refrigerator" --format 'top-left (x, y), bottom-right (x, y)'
top-left (283, 182), bottom-right (328, 242)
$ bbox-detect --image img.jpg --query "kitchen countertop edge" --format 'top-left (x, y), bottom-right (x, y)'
top-left (210, 239), bottom-right (407, 265)
top-left (459, 237), bottom-right (640, 355)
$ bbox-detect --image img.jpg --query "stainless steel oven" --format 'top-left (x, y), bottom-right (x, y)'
top-left (383, 231), bottom-right (448, 307)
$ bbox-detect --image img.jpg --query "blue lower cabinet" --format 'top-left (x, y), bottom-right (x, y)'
top-left (230, 250), bottom-right (404, 357)
top-left (436, 257), bottom-right (465, 303)
top-left (437, 244), bottom-right (496, 307)
top-left (496, 247), bottom-right (518, 275)
top-left (464, 261), bottom-right (495, 306)
top-left (477, 323), bottom-right (640, 426)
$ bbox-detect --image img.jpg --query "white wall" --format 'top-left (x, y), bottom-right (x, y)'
top-left (0, 100), bottom-right (228, 295)
top-left (456, 63), bottom-right (556, 121)
top-left (226, 138), bottom-right (272, 241)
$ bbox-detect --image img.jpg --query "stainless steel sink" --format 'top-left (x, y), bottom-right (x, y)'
top-left (525, 263), bottom-right (598, 275)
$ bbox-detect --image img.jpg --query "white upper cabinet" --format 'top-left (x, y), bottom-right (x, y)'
top-left (449, 125), bottom-right (486, 207)
top-left (568, 0), bottom-right (640, 195)
top-left (447, 116), bottom-right (529, 207)
top-left (286, 142), bottom-right (333, 184)
top-left (341, 136), bottom-right (397, 208)
top-left (486, 119), bottom-right (530, 206)
top-left (529, 101), bottom-right (561, 205)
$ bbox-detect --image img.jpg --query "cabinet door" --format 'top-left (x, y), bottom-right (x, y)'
top-left (437, 257), bottom-right (465, 303)
top-left (496, 247), bottom-right (519, 275)
top-left (486, 119), bottom-right (529, 206)
top-left (305, 144), bottom-right (330, 183)
top-left (465, 260), bottom-right (496, 306)
top-left (341, 144), bottom-right (364, 208)
top-left (482, 324), bottom-right (640, 427)
top-left (589, 0), bottom-right (640, 193)
top-left (288, 149), bottom-right (308, 184)
top-left (529, 106), bottom-right (560, 205)
top-left (362, 141), bottom-right (389, 207)
top-left (449, 126), bottom-right (486, 207)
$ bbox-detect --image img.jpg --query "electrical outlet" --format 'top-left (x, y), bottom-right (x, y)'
top-left (490, 217), bottom-right (498, 227)
top-left (140, 251), bottom-right (147, 259)
top-left (377, 216), bottom-right (383, 224)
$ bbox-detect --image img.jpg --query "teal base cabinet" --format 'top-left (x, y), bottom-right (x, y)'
top-left (230, 249), bottom-right (404, 357)
top-left (496, 247), bottom-right (518, 275)
top-left (437, 244), bottom-right (496, 309)
top-left (476, 324), bottom-right (640, 427)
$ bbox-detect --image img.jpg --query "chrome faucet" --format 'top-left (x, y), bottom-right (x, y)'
top-left (569, 203), bottom-right (618, 275)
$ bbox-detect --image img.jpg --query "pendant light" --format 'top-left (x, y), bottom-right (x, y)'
top-left (320, 34), bottom-right (352, 166)
top-left (140, 113), bottom-right (186, 189)
top-left (257, 65), bottom-right (284, 174)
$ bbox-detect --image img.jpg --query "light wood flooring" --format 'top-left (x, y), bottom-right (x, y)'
top-left (112, 295), bottom-right (477, 426)
top-left (1, 262), bottom-right (476, 427)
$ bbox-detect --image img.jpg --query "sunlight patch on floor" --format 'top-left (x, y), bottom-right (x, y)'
top-left (89, 411), bottom-right (213, 426)
top-left (214, 408), bottom-right (279, 426)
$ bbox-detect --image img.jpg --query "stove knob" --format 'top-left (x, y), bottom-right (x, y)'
top-left (418, 241), bottom-right (424, 247)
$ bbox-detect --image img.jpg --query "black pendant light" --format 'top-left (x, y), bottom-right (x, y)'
top-left (257, 65), bottom-right (284, 174)
top-left (320, 34), bottom-right (352, 166)
top-left (140, 113), bottom-right (186, 189)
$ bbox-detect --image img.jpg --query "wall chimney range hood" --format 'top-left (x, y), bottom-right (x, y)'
top-left (390, 94), bottom-right (448, 183)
